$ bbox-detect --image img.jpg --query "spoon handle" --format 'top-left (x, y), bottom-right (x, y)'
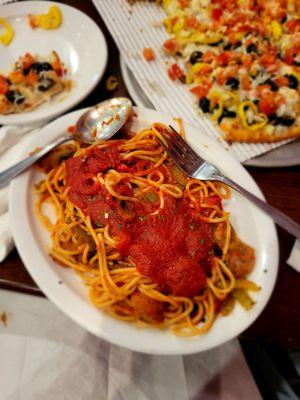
top-left (0, 135), bottom-right (71, 189)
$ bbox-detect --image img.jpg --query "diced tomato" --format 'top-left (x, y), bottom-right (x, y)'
top-left (241, 74), bottom-right (251, 90)
top-left (258, 93), bottom-right (279, 116)
top-left (259, 53), bottom-right (280, 72)
top-left (216, 72), bottom-right (225, 85)
top-left (259, 0), bottom-right (287, 21)
top-left (212, 7), bottom-right (223, 21)
top-left (241, 54), bottom-right (253, 69)
top-left (163, 38), bottom-right (177, 54)
top-left (179, 0), bottom-right (188, 7)
top-left (259, 53), bottom-right (276, 67)
top-left (25, 70), bottom-right (38, 85)
top-left (274, 76), bottom-right (289, 87)
top-left (0, 76), bottom-right (9, 95)
top-left (28, 14), bottom-right (37, 29)
top-left (8, 70), bottom-right (24, 85)
top-left (184, 16), bottom-right (199, 29)
top-left (202, 50), bottom-right (216, 63)
top-left (284, 45), bottom-right (300, 65)
top-left (285, 18), bottom-right (300, 33)
top-left (200, 64), bottom-right (213, 75)
top-left (216, 51), bottom-right (231, 66)
top-left (21, 53), bottom-right (35, 70)
top-left (143, 47), bottom-right (155, 62)
top-left (167, 63), bottom-right (185, 81)
top-left (256, 84), bottom-right (271, 94)
top-left (52, 60), bottom-right (63, 77)
top-left (68, 125), bottom-right (76, 134)
top-left (190, 79), bottom-right (212, 99)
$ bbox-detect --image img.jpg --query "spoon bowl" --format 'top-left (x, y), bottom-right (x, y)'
top-left (75, 97), bottom-right (133, 143)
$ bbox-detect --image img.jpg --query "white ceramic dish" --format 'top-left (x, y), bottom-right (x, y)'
top-left (120, 56), bottom-right (300, 168)
top-left (0, 1), bottom-right (107, 125)
top-left (10, 106), bottom-right (278, 355)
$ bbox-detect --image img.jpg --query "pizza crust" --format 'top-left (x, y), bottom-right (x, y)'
top-left (222, 125), bottom-right (300, 143)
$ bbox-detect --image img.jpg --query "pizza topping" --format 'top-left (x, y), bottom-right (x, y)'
top-left (28, 5), bottom-right (62, 30)
top-left (274, 116), bottom-right (295, 126)
top-left (285, 74), bottom-right (298, 89)
top-left (238, 101), bottom-right (268, 130)
top-left (189, 50), bottom-right (203, 64)
top-left (6, 90), bottom-right (24, 104)
top-left (143, 47), bottom-right (155, 61)
top-left (0, 52), bottom-right (71, 115)
top-left (199, 96), bottom-right (210, 112)
top-left (0, 18), bottom-right (14, 46)
top-left (226, 77), bottom-right (239, 90)
top-left (259, 78), bottom-right (279, 92)
top-left (24, 62), bottom-right (53, 75)
top-left (168, 63), bottom-right (185, 80)
top-left (158, 0), bottom-right (300, 141)
top-left (246, 43), bottom-right (258, 54)
top-left (38, 77), bottom-right (55, 92)
top-left (0, 76), bottom-right (10, 95)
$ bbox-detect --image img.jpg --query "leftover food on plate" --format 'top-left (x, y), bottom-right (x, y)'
top-left (28, 5), bottom-right (63, 30)
top-left (0, 17), bottom-right (14, 46)
top-left (0, 51), bottom-right (72, 114)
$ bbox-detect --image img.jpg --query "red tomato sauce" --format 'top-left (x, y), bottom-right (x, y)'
top-left (65, 144), bottom-right (218, 297)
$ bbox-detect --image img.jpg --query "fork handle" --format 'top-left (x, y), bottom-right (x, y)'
top-left (217, 175), bottom-right (300, 239)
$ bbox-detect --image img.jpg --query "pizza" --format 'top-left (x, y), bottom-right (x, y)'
top-left (0, 51), bottom-right (72, 115)
top-left (137, 0), bottom-right (300, 143)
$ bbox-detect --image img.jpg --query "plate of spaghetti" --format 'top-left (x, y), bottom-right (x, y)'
top-left (10, 107), bottom-right (278, 354)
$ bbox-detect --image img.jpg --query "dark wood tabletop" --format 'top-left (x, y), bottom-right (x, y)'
top-left (1, 0), bottom-right (299, 349)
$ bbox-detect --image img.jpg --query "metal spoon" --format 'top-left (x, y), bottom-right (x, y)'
top-left (0, 98), bottom-right (132, 188)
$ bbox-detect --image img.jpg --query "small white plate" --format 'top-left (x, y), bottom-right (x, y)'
top-left (120, 56), bottom-right (300, 168)
top-left (0, 1), bottom-right (108, 125)
top-left (10, 107), bottom-right (278, 355)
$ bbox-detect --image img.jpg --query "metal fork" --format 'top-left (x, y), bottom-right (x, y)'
top-left (158, 126), bottom-right (300, 239)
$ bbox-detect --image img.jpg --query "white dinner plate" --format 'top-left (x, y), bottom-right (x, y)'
top-left (10, 106), bottom-right (279, 355)
top-left (120, 56), bottom-right (300, 168)
top-left (0, 1), bottom-right (107, 125)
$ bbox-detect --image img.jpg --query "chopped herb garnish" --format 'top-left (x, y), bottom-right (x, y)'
top-left (118, 223), bottom-right (123, 230)
top-left (94, 221), bottom-right (104, 228)
top-left (200, 238), bottom-right (205, 244)
top-left (139, 216), bottom-right (147, 221)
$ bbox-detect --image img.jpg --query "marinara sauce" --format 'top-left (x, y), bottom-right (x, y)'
top-left (66, 143), bottom-right (219, 298)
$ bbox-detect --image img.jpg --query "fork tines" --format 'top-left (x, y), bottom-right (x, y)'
top-left (156, 125), bottom-right (202, 176)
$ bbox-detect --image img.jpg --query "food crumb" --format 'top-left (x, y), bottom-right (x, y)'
top-left (143, 47), bottom-right (155, 62)
top-left (106, 76), bottom-right (119, 91)
top-left (0, 312), bottom-right (8, 327)
top-left (29, 147), bottom-right (42, 156)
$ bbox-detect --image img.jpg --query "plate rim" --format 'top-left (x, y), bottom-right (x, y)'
top-left (9, 106), bottom-right (279, 355)
top-left (0, 1), bottom-right (108, 126)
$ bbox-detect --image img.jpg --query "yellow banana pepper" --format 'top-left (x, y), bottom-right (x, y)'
top-left (0, 18), bottom-right (14, 46)
top-left (238, 101), bottom-right (268, 130)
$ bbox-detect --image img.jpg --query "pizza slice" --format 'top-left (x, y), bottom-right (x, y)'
top-left (0, 51), bottom-right (72, 114)
top-left (135, 0), bottom-right (300, 143)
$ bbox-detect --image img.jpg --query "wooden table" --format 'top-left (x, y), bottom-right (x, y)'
top-left (1, 0), bottom-right (299, 349)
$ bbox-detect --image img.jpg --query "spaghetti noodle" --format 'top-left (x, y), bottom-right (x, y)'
top-left (35, 121), bottom-right (258, 337)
